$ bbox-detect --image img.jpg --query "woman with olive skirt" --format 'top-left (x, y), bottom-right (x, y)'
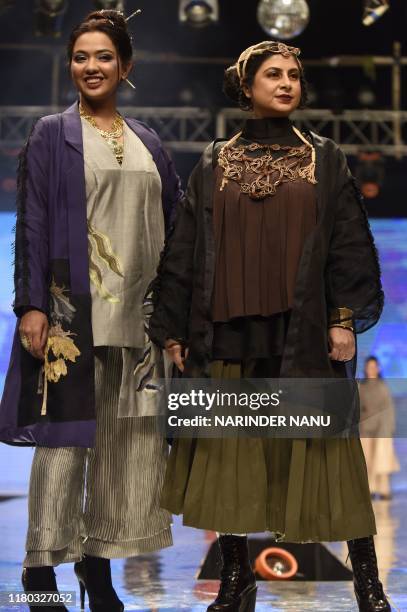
top-left (148, 42), bottom-right (390, 611)
top-left (0, 10), bottom-right (182, 612)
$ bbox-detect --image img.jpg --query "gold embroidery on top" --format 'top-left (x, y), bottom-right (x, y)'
top-left (88, 221), bottom-right (124, 276)
top-left (88, 242), bottom-right (120, 304)
top-left (50, 278), bottom-right (76, 324)
top-left (218, 126), bottom-right (317, 200)
top-left (87, 221), bottom-right (124, 304)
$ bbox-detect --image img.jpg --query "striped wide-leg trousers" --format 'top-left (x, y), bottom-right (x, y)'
top-left (24, 347), bottom-right (172, 567)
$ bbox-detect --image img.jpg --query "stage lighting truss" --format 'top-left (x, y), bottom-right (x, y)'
top-left (362, 0), bottom-right (389, 26)
top-left (35, 0), bottom-right (68, 37)
top-left (0, 0), bottom-right (15, 16)
top-left (93, 0), bottom-right (125, 9)
top-left (179, 0), bottom-right (219, 27)
top-left (37, 0), bottom-right (67, 15)
top-left (1, 107), bottom-right (407, 157)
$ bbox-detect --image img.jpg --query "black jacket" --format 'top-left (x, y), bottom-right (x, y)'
top-left (148, 133), bottom-right (383, 378)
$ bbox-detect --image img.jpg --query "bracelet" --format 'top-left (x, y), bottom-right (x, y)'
top-left (329, 323), bottom-right (355, 333)
top-left (329, 307), bottom-right (353, 324)
top-left (328, 307), bottom-right (354, 332)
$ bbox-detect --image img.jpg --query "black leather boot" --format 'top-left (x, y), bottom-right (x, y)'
top-left (21, 566), bottom-right (68, 611)
top-left (347, 536), bottom-right (391, 611)
top-left (207, 535), bottom-right (257, 612)
top-left (74, 555), bottom-right (124, 611)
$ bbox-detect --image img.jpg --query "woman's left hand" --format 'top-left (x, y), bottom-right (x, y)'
top-left (328, 327), bottom-right (355, 362)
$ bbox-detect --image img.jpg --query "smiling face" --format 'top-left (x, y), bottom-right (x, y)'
top-left (243, 54), bottom-right (302, 118)
top-left (70, 31), bottom-right (131, 105)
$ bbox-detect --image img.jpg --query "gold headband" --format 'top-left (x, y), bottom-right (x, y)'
top-left (235, 41), bottom-right (301, 85)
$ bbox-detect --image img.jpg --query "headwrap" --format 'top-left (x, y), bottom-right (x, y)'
top-left (235, 41), bottom-right (302, 85)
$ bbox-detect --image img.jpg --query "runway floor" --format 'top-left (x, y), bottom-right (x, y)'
top-left (0, 217), bottom-right (406, 610)
top-left (1, 492), bottom-right (406, 611)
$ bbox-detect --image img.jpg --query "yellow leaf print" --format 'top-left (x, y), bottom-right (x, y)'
top-left (87, 228), bottom-right (123, 304)
top-left (88, 221), bottom-right (124, 277)
top-left (47, 358), bottom-right (68, 383)
top-left (41, 324), bottom-right (81, 416)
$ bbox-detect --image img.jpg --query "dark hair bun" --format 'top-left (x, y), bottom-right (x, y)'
top-left (223, 65), bottom-right (241, 104)
top-left (223, 64), bottom-right (253, 111)
top-left (85, 10), bottom-right (128, 31)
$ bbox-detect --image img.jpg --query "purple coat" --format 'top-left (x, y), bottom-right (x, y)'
top-left (0, 102), bottom-right (182, 448)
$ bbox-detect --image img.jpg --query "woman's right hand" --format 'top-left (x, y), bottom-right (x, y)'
top-left (19, 310), bottom-right (49, 360)
top-left (164, 339), bottom-right (188, 372)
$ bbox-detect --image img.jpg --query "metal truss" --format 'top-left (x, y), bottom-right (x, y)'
top-left (217, 109), bottom-right (407, 157)
top-left (0, 106), bottom-right (216, 153)
top-left (1, 106), bottom-right (407, 157)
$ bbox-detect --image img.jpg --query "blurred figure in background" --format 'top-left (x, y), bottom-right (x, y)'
top-left (360, 356), bottom-right (400, 500)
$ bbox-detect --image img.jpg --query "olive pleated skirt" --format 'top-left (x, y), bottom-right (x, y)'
top-left (160, 360), bottom-right (376, 542)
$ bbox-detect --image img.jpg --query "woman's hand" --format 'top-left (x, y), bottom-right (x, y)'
top-left (328, 327), bottom-right (355, 362)
top-left (164, 339), bottom-right (188, 372)
top-left (19, 310), bottom-right (49, 360)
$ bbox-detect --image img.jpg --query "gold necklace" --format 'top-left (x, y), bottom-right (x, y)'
top-left (79, 104), bottom-right (124, 165)
top-left (218, 126), bottom-right (317, 199)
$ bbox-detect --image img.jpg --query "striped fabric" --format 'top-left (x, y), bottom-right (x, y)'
top-left (24, 347), bottom-right (172, 567)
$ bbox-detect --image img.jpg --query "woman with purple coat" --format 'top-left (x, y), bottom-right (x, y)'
top-left (0, 10), bottom-right (182, 611)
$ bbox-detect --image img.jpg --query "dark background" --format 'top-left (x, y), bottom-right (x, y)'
top-left (0, 0), bottom-right (406, 214)
top-left (1, 0), bottom-right (407, 107)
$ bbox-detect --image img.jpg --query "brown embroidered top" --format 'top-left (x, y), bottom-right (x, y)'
top-left (212, 118), bottom-right (317, 325)
top-left (218, 139), bottom-right (316, 200)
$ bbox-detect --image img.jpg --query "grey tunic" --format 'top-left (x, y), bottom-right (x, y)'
top-left (83, 119), bottom-right (165, 418)
top-left (82, 118), bottom-right (164, 348)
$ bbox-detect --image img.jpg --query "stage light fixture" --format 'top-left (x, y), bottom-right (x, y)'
top-left (257, 0), bottom-right (310, 40)
top-left (357, 85), bottom-right (376, 108)
top-left (35, 0), bottom-right (68, 37)
top-left (93, 0), bottom-right (124, 9)
top-left (179, 0), bottom-right (219, 27)
top-left (255, 547), bottom-right (298, 580)
top-left (363, 0), bottom-right (389, 26)
top-left (0, 0), bottom-right (15, 16)
top-left (38, 0), bottom-right (66, 13)
top-left (355, 152), bottom-right (385, 199)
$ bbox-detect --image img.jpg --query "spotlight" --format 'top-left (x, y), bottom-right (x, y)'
top-left (93, 0), bottom-right (124, 9)
top-left (179, 0), bottom-right (219, 27)
top-left (357, 85), bottom-right (376, 108)
top-left (255, 547), bottom-right (298, 580)
top-left (363, 0), bottom-right (389, 26)
top-left (355, 152), bottom-right (385, 199)
top-left (257, 0), bottom-right (310, 40)
top-left (35, 0), bottom-right (68, 37)
top-left (0, 0), bottom-right (15, 16)
top-left (37, 0), bottom-right (66, 14)
top-left (179, 88), bottom-right (195, 105)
